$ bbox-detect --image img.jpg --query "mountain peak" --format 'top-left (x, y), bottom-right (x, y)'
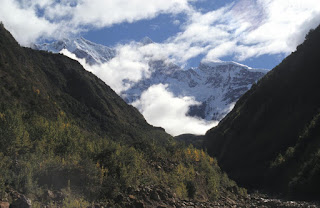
top-left (200, 60), bottom-right (269, 73)
top-left (140, 36), bottom-right (154, 45)
top-left (200, 60), bottom-right (250, 69)
top-left (35, 37), bottom-right (116, 65)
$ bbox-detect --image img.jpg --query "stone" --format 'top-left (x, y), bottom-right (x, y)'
top-left (150, 191), bottom-right (160, 201)
top-left (9, 194), bottom-right (31, 208)
top-left (128, 195), bottom-right (136, 200)
top-left (47, 190), bottom-right (55, 199)
top-left (133, 200), bottom-right (145, 208)
top-left (158, 191), bottom-right (167, 201)
top-left (0, 202), bottom-right (9, 208)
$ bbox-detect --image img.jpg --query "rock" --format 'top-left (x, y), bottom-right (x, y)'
top-left (127, 186), bottom-right (134, 194)
top-left (0, 202), bottom-right (9, 208)
top-left (129, 195), bottom-right (136, 200)
top-left (87, 205), bottom-right (102, 208)
top-left (47, 190), bottom-right (55, 199)
top-left (115, 194), bottom-right (124, 203)
top-left (158, 191), bottom-right (167, 201)
top-left (9, 194), bottom-right (31, 208)
top-left (150, 191), bottom-right (161, 201)
top-left (133, 200), bottom-right (145, 208)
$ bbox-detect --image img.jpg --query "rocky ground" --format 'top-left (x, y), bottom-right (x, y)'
top-left (116, 190), bottom-right (320, 208)
top-left (1, 187), bottom-right (319, 208)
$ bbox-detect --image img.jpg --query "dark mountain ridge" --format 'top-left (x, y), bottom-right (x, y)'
top-left (0, 22), bottom-right (168, 144)
top-left (0, 23), bottom-right (249, 207)
top-left (204, 24), bottom-right (320, 200)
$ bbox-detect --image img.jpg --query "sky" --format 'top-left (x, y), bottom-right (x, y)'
top-left (1, 0), bottom-right (320, 135)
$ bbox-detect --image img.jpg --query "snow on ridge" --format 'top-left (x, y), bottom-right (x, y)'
top-left (34, 37), bottom-right (268, 124)
top-left (200, 60), bottom-right (270, 73)
top-left (34, 37), bottom-right (116, 65)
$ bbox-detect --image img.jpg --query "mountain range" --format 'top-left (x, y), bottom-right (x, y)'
top-left (34, 38), bottom-right (267, 124)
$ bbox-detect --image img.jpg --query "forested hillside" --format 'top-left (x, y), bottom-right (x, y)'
top-left (0, 23), bottom-right (245, 207)
top-left (205, 24), bottom-right (320, 201)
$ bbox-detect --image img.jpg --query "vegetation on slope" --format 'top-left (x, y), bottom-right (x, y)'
top-left (204, 24), bottom-right (320, 200)
top-left (0, 23), bottom-right (244, 207)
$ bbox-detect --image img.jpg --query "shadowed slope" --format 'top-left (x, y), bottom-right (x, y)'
top-left (204, 24), bottom-right (320, 200)
top-left (0, 23), bottom-right (169, 143)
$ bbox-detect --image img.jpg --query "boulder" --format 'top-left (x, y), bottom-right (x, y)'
top-left (0, 202), bottom-right (9, 208)
top-left (9, 194), bottom-right (31, 208)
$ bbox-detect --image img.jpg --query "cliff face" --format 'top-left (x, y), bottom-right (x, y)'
top-left (204, 25), bottom-right (320, 200)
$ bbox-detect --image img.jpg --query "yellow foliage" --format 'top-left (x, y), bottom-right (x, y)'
top-left (209, 157), bottom-right (214, 165)
top-left (187, 148), bottom-right (192, 156)
top-left (175, 182), bottom-right (187, 199)
top-left (185, 147), bottom-right (202, 162)
top-left (60, 111), bottom-right (65, 117)
top-left (194, 149), bottom-right (200, 162)
top-left (34, 89), bottom-right (40, 95)
top-left (0, 113), bottom-right (5, 120)
top-left (201, 150), bottom-right (206, 159)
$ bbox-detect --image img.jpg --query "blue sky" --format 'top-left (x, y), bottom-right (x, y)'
top-left (82, 0), bottom-right (282, 69)
top-left (1, 0), bottom-right (320, 70)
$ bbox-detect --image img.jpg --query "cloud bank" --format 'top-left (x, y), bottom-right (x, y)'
top-left (0, 0), bottom-right (193, 46)
top-left (132, 84), bottom-right (218, 136)
top-left (61, 49), bottom-right (217, 136)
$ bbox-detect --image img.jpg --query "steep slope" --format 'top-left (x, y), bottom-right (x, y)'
top-left (0, 24), bottom-right (167, 144)
top-left (0, 23), bottom-right (247, 207)
top-left (36, 38), bottom-right (267, 122)
top-left (204, 25), bottom-right (320, 200)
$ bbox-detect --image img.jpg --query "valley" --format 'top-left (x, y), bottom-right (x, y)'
top-left (0, 3), bottom-right (320, 207)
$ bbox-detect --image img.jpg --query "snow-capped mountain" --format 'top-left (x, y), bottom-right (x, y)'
top-left (123, 60), bottom-right (268, 120)
top-left (35, 38), bottom-right (268, 121)
top-left (33, 38), bottom-right (116, 65)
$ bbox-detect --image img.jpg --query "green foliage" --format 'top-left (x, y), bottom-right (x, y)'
top-left (0, 24), bottom-right (244, 205)
top-left (186, 181), bottom-right (196, 199)
top-left (0, 106), bottom-right (242, 204)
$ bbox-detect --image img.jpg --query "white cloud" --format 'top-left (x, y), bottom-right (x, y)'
top-left (173, 19), bottom-right (181, 25)
top-left (0, 0), bottom-right (194, 46)
top-left (132, 84), bottom-right (218, 136)
top-left (60, 49), bottom-right (217, 136)
top-left (0, 0), bottom-right (58, 46)
top-left (60, 45), bottom-right (151, 94)
top-left (2, 0), bottom-right (319, 60)
top-left (70, 0), bottom-right (192, 27)
top-left (99, 0), bottom-right (320, 67)
top-left (207, 0), bottom-right (320, 61)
